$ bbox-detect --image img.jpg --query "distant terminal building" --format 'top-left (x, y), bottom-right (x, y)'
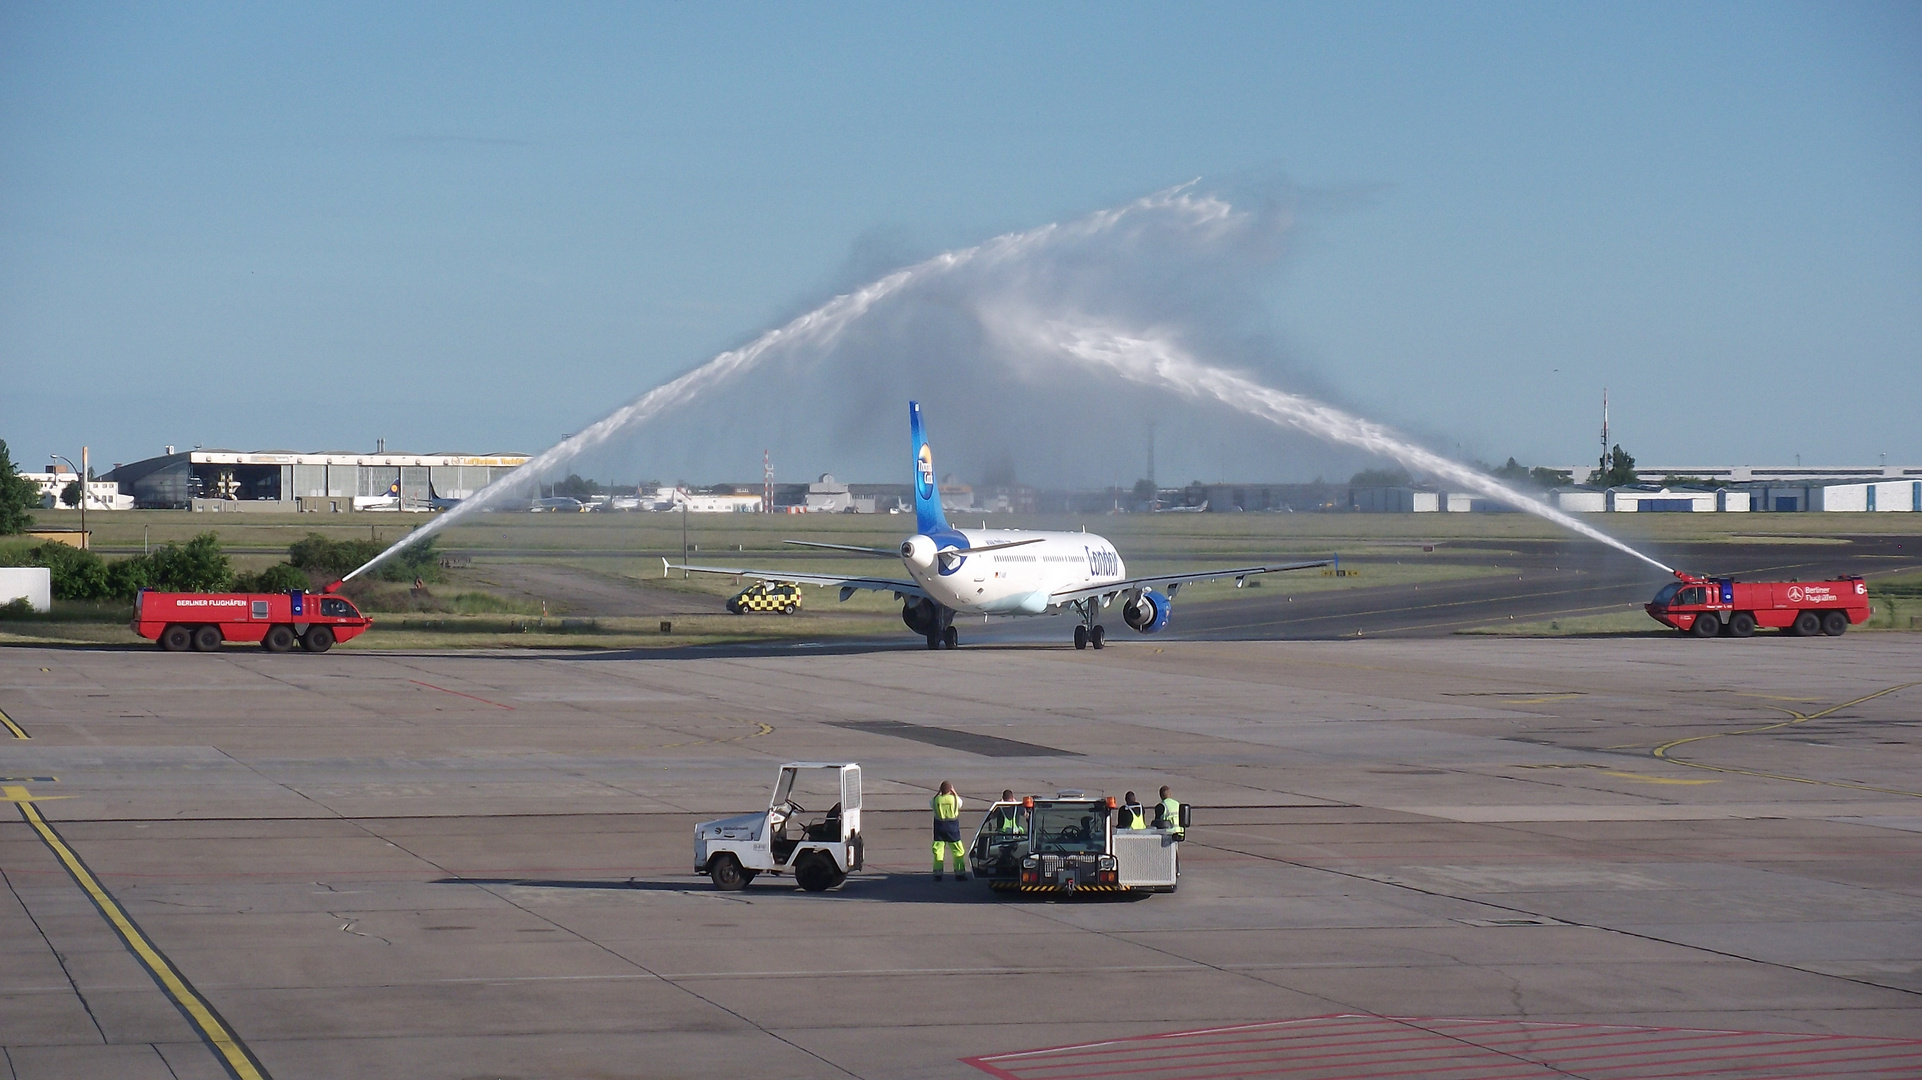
top-left (103, 449), bottom-right (529, 512)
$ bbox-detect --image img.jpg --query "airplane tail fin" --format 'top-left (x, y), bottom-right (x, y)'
top-left (909, 401), bottom-right (951, 535)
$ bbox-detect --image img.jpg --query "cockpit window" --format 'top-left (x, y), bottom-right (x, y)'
top-left (320, 597), bottom-right (358, 618)
top-left (1651, 583), bottom-right (1680, 606)
top-left (1676, 587), bottom-right (1706, 606)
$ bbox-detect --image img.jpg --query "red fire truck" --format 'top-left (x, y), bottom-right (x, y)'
top-left (133, 585), bottom-right (371, 653)
top-left (1645, 572), bottom-right (1870, 638)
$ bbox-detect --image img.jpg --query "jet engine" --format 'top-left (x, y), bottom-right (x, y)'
top-left (1122, 587), bottom-right (1172, 634)
top-left (902, 597), bottom-right (941, 635)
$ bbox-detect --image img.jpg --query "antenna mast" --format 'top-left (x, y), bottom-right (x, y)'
top-left (762, 449), bottom-right (773, 514)
top-left (1599, 388), bottom-right (1609, 476)
top-left (1146, 421), bottom-right (1157, 510)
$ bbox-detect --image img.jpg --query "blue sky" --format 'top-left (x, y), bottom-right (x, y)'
top-left (2, 2), bottom-right (1917, 481)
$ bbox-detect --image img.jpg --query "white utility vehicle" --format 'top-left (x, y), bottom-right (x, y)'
top-left (694, 762), bottom-right (864, 892)
top-left (969, 792), bottom-right (1189, 897)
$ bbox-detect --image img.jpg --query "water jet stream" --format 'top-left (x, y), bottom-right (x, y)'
top-left (342, 184), bottom-right (1231, 583)
top-left (344, 184), bottom-right (1673, 584)
top-left (1020, 319), bottom-right (1674, 574)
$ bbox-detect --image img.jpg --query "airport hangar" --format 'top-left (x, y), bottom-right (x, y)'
top-left (102, 449), bottom-right (529, 512)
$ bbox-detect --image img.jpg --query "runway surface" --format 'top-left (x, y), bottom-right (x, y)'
top-left (1, 636), bottom-right (1917, 1078)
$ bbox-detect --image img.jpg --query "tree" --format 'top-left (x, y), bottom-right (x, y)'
top-left (552, 473), bottom-right (602, 499)
top-left (1589, 444), bottom-right (1638, 488)
top-left (1349, 467), bottom-right (1413, 488)
top-left (1530, 467), bottom-right (1574, 488)
top-left (1131, 478), bottom-right (1156, 504)
top-left (0, 440), bottom-right (37, 534)
top-left (1489, 457), bottom-right (1531, 483)
top-left (288, 531), bottom-right (439, 583)
top-left (232, 563), bottom-right (310, 592)
top-left (60, 479), bottom-right (82, 508)
top-left (30, 543), bottom-right (113, 600)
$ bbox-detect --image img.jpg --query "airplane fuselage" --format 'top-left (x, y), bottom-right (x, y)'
top-left (903, 527), bottom-right (1125, 616)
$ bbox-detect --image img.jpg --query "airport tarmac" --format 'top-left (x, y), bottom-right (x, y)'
top-left (1, 636), bottom-right (1918, 1079)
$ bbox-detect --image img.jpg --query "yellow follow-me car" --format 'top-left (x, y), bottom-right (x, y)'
top-left (726, 581), bottom-right (802, 615)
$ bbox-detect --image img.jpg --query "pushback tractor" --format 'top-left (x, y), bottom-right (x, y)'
top-left (969, 792), bottom-right (1189, 897)
top-left (695, 763), bottom-right (864, 892)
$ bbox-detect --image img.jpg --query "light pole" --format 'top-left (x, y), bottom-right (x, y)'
top-left (681, 493), bottom-right (689, 579)
top-left (50, 453), bottom-right (86, 549)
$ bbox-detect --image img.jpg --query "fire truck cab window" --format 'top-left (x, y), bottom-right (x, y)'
top-left (320, 598), bottom-right (356, 618)
top-left (1676, 587), bottom-right (1706, 606)
top-left (1652, 583), bottom-right (1681, 605)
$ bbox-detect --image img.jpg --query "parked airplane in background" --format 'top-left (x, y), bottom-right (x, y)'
top-left (668, 402), bottom-right (1333, 650)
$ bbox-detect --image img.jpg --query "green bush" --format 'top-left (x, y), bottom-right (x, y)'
top-left (289, 532), bottom-right (440, 583)
top-left (29, 543), bottom-right (114, 600)
top-left (113, 533), bottom-right (232, 594)
top-left (0, 597), bottom-right (36, 619)
top-left (232, 563), bottom-right (311, 593)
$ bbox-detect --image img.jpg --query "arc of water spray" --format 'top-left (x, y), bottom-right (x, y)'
top-left (344, 182), bottom-right (1672, 583)
top-left (1018, 318), bottom-right (1674, 574)
top-left (341, 183), bottom-right (1234, 583)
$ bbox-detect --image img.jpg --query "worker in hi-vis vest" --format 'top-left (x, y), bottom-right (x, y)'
top-left (1156, 785), bottom-right (1184, 837)
top-left (1120, 791), bottom-right (1147, 829)
top-left (931, 781), bottom-right (967, 881)
top-left (991, 788), bottom-right (1027, 835)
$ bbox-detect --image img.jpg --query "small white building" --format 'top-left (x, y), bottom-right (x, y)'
top-left (1607, 488), bottom-right (1747, 513)
top-left (650, 487), bottom-right (763, 513)
top-left (21, 471), bottom-right (134, 511)
top-left (1351, 487), bottom-right (1439, 513)
top-left (1811, 480), bottom-right (1921, 512)
top-left (1551, 489), bottom-right (1608, 513)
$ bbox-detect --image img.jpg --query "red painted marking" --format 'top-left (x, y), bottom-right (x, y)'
top-left (963, 1016), bottom-right (1922, 1080)
top-left (408, 679), bottom-right (515, 709)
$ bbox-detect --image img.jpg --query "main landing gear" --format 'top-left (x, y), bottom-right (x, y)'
top-left (1072, 601), bottom-right (1106, 651)
top-left (926, 625), bottom-right (959, 650)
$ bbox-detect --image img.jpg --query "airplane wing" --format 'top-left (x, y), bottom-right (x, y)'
top-left (1048, 558), bottom-right (1335, 606)
top-left (783, 540), bottom-right (900, 556)
top-left (663, 559), bottom-right (929, 601)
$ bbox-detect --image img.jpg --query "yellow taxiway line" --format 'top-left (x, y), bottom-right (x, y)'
top-left (1652, 683), bottom-right (1921, 798)
top-left (5, 786), bottom-right (270, 1080)
top-left (0, 704), bottom-right (29, 739)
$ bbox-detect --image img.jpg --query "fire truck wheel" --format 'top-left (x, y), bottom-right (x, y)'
top-left (1790, 611), bottom-right (1820, 636)
top-left (262, 625), bottom-right (298, 653)
top-left (795, 853), bottom-right (839, 892)
top-left (302, 626), bottom-right (336, 653)
top-left (708, 854), bottom-right (752, 891)
top-left (1728, 612), bottom-right (1756, 638)
top-left (159, 624), bottom-right (192, 652)
top-left (1821, 611), bottom-right (1848, 636)
top-left (191, 625), bottom-right (223, 652)
top-left (1689, 613), bottom-right (1720, 638)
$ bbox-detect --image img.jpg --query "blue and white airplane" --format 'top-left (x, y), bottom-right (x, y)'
top-left (669, 402), bottom-right (1333, 650)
